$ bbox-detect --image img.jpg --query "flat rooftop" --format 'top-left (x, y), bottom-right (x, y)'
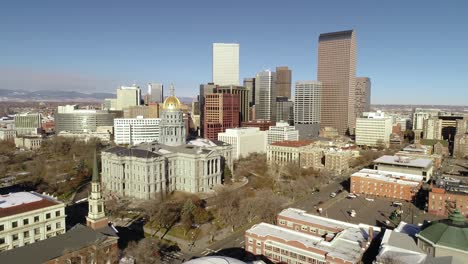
top-left (0, 192), bottom-right (61, 218)
top-left (351, 169), bottom-right (423, 186)
top-left (374, 155), bottom-right (432, 168)
top-left (270, 140), bottom-right (313, 148)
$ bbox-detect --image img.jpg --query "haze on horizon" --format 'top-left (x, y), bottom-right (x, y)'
top-left (0, 0), bottom-right (467, 105)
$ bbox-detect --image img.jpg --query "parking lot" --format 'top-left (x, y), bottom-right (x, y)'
top-left (310, 192), bottom-right (442, 227)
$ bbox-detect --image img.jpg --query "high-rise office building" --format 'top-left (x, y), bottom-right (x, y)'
top-left (318, 30), bottom-right (356, 135)
top-left (148, 83), bottom-right (163, 103)
top-left (116, 85), bottom-right (141, 111)
top-left (255, 70), bottom-right (277, 121)
top-left (276, 66), bottom-right (292, 98)
top-left (294, 81), bottom-right (322, 139)
top-left (203, 93), bottom-right (240, 141)
top-left (355, 111), bottom-right (392, 148)
top-left (216, 85), bottom-right (250, 123)
top-left (276, 96), bottom-right (294, 125)
top-left (243, 78), bottom-right (256, 106)
top-left (355, 77), bottom-right (371, 118)
top-left (212, 43), bottom-right (239, 86)
top-left (199, 83), bottom-right (218, 137)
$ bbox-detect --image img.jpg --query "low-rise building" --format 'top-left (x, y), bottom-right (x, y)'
top-left (241, 119), bottom-right (274, 131)
top-left (0, 129), bottom-right (15, 141)
top-left (319, 127), bottom-right (339, 139)
top-left (428, 179), bottom-right (468, 217)
top-left (324, 151), bottom-right (351, 175)
top-left (245, 208), bottom-right (379, 264)
top-left (0, 192), bottom-right (66, 252)
top-left (395, 151), bottom-right (442, 169)
top-left (350, 169), bottom-right (423, 201)
top-left (114, 117), bottom-right (161, 145)
top-left (14, 136), bottom-right (43, 150)
top-left (266, 140), bottom-right (313, 166)
top-left (217, 127), bottom-right (266, 160)
top-left (373, 155), bottom-right (433, 182)
top-left (299, 147), bottom-right (324, 170)
top-left (416, 209), bottom-right (468, 263)
top-left (123, 104), bottom-right (160, 118)
top-left (266, 121), bottom-right (299, 145)
top-left (57, 129), bottom-right (112, 143)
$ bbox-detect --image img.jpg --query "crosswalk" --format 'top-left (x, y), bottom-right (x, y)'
top-left (161, 251), bottom-right (184, 263)
top-left (201, 248), bottom-right (216, 256)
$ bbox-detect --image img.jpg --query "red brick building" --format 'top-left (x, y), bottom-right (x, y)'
top-left (203, 93), bottom-right (240, 141)
top-left (241, 119), bottom-right (274, 131)
top-left (350, 169), bottom-right (423, 201)
top-left (429, 186), bottom-right (468, 217)
top-left (245, 208), bottom-right (379, 264)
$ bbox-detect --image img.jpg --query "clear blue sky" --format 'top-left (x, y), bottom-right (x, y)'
top-left (0, 0), bottom-right (467, 105)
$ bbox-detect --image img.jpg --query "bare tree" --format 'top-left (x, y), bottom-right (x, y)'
top-left (124, 238), bottom-right (161, 264)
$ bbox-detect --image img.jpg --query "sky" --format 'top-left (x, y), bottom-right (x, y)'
top-left (0, 0), bottom-right (467, 105)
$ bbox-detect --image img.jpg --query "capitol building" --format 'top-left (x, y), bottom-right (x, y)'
top-left (101, 85), bottom-right (230, 199)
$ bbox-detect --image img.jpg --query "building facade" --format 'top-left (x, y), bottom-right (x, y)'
top-left (245, 208), bottom-right (379, 264)
top-left (115, 85), bottom-right (141, 111)
top-left (218, 127), bottom-right (266, 160)
top-left (14, 113), bottom-right (42, 136)
top-left (114, 117), bottom-right (161, 145)
top-left (123, 104), bottom-right (160, 119)
top-left (454, 133), bottom-right (468, 158)
top-left (159, 84), bottom-right (186, 147)
top-left (212, 43), bottom-right (239, 86)
top-left (294, 81), bottom-right (322, 140)
top-left (423, 117), bottom-right (443, 140)
top-left (318, 30), bottom-right (356, 135)
top-left (0, 192), bottom-right (66, 252)
top-left (350, 169), bottom-right (423, 201)
top-left (275, 66), bottom-right (292, 98)
top-left (373, 155), bottom-right (434, 182)
top-left (216, 85), bottom-right (250, 123)
top-left (241, 119), bottom-right (274, 131)
top-left (275, 96), bottom-right (294, 124)
top-left (266, 121), bottom-right (299, 145)
top-left (55, 108), bottom-right (115, 134)
top-left (266, 141), bottom-right (313, 166)
top-left (203, 93), bottom-right (240, 141)
top-left (243, 77), bottom-right (255, 106)
top-left (255, 70), bottom-right (276, 121)
top-left (14, 136), bottom-right (43, 150)
top-left (355, 111), bottom-right (392, 148)
top-left (0, 129), bottom-right (15, 141)
top-left (148, 83), bottom-right (163, 103)
top-left (324, 151), bottom-right (351, 175)
top-left (354, 77), bottom-right (371, 119)
top-left (428, 179), bottom-right (468, 217)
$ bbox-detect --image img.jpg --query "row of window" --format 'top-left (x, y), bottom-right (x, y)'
top-left (0, 222), bottom-right (63, 244)
top-left (0, 210), bottom-right (61, 232)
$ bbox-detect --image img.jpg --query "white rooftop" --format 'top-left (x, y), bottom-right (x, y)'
top-left (188, 138), bottom-right (218, 147)
top-left (374, 155), bottom-right (432, 168)
top-left (352, 169), bottom-right (423, 186)
top-left (183, 256), bottom-right (246, 264)
top-left (0, 192), bottom-right (43, 208)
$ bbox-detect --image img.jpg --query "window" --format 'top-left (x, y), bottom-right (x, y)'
top-left (55, 211), bottom-right (60, 217)
top-left (12, 221), bottom-right (18, 228)
top-left (46, 225), bottom-right (51, 231)
top-left (23, 219), bottom-right (29, 225)
top-left (0, 225), bottom-right (3, 231)
top-left (12, 234), bottom-right (18, 241)
top-left (24, 231), bottom-right (29, 238)
top-left (248, 237), bottom-right (253, 244)
top-left (256, 241), bottom-right (261, 246)
top-left (34, 216), bottom-right (39, 222)
top-left (34, 228), bottom-right (40, 235)
top-left (46, 213), bottom-right (51, 219)
top-left (56, 222), bottom-right (61, 229)
top-left (0, 237), bottom-right (5, 244)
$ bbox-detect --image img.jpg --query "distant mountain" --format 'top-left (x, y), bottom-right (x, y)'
top-left (0, 89), bottom-right (115, 102)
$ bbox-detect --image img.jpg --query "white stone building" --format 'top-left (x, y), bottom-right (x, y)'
top-left (267, 121), bottom-right (299, 145)
top-left (217, 127), bottom-right (267, 160)
top-left (0, 192), bottom-right (66, 252)
top-left (355, 111), bottom-right (392, 148)
top-left (114, 117), bottom-right (161, 145)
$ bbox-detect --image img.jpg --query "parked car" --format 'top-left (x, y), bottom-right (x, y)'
top-left (392, 201), bottom-right (403, 206)
top-left (365, 197), bottom-right (374, 202)
top-left (330, 192), bottom-right (337, 198)
top-left (350, 210), bottom-right (356, 217)
top-left (347, 194), bottom-right (357, 199)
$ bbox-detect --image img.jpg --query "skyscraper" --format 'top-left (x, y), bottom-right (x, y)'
top-left (276, 66), bottom-right (292, 98)
top-left (203, 93), bottom-right (240, 141)
top-left (255, 70), bottom-right (277, 121)
top-left (216, 85), bottom-right (250, 123)
top-left (212, 43), bottom-right (239, 86)
top-left (294, 81), bottom-right (322, 139)
top-left (317, 30), bottom-right (356, 135)
top-left (243, 77), bottom-right (256, 106)
top-left (148, 83), bottom-right (163, 103)
top-left (355, 77), bottom-right (371, 118)
top-left (116, 85), bottom-right (141, 110)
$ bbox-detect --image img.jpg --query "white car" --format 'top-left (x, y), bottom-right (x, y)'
top-left (350, 210), bottom-right (356, 217)
top-left (365, 198), bottom-right (374, 202)
top-left (347, 194), bottom-right (357, 199)
top-left (330, 192), bottom-right (337, 198)
top-left (392, 202), bottom-right (403, 206)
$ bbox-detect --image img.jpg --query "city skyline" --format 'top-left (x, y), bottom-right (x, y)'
top-left (0, 1), bottom-right (467, 105)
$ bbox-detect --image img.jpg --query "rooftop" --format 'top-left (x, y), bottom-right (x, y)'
top-left (374, 155), bottom-right (433, 169)
top-left (377, 230), bottom-right (427, 264)
top-left (0, 224), bottom-right (117, 263)
top-left (319, 30), bottom-right (354, 41)
top-left (351, 169), bottom-right (423, 186)
top-left (270, 140), bottom-right (313, 148)
top-left (0, 192), bottom-right (61, 218)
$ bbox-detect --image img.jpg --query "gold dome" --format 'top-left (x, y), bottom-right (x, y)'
top-left (162, 83), bottom-right (181, 110)
top-left (163, 95), bottom-right (181, 110)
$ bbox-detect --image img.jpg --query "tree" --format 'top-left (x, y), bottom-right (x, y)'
top-left (124, 238), bottom-right (162, 264)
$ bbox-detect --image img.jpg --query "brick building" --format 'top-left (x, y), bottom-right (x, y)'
top-left (428, 180), bottom-right (468, 217)
top-left (324, 151), bottom-right (351, 175)
top-left (203, 93), bottom-right (240, 141)
top-left (241, 119), bottom-right (274, 131)
top-left (245, 208), bottom-right (379, 264)
top-left (350, 169), bottom-right (423, 201)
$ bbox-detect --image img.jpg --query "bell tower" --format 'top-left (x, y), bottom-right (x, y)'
top-left (86, 150), bottom-right (109, 230)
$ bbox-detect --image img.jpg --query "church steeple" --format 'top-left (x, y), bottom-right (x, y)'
top-left (86, 150), bottom-right (108, 230)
